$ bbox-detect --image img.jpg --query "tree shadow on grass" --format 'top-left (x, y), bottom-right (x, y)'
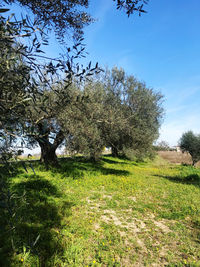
top-left (0, 168), bottom-right (73, 266)
top-left (53, 157), bottom-right (130, 179)
top-left (154, 174), bottom-right (200, 188)
top-left (101, 157), bottom-right (130, 165)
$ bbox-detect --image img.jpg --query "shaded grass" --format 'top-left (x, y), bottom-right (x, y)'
top-left (1, 155), bottom-right (200, 266)
top-left (0, 168), bottom-right (73, 266)
top-left (52, 157), bottom-right (130, 178)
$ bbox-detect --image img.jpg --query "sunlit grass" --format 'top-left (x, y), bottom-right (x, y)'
top-left (1, 155), bottom-right (200, 266)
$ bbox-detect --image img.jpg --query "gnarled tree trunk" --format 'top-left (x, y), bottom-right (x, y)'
top-left (37, 130), bottom-right (64, 169)
top-left (40, 142), bottom-right (58, 167)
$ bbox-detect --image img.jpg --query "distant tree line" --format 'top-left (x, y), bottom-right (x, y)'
top-left (154, 141), bottom-right (171, 151)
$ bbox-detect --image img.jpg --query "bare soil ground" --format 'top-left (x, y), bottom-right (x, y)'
top-left (158, 151), bottom-right (200, 166)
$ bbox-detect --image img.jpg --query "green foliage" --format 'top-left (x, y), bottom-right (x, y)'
top-left (59, 67), bottom-right (163, 162)
top-left (102, 67), bottom-right (164, 160)
top-left (3, 0), bottom-right (148, 42)
top-left (0, 0), bottom-right (149, 166)
top-left (0, 13), bottom-right (33, 160)
top-left (61, 80), bottom-right (107, 161)
top-left (5, 0), bottom-right (93, 41)
top-left (122, 146), bottom-right (156, 161)
top-left (0, 7), bottom-right (100, 166)
top-left (179, 131), bottom-right (200, 166)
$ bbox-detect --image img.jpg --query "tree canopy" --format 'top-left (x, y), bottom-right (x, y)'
top-left (179, 131), bottom-right (200, 166)
top-left (58, 67), bottom-right (163, 162)
top-left (2, 0), bottom-right (148, 40)
top-left (0, 0), bottom-right (153, 167)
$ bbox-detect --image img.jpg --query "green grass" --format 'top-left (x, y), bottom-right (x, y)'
top-left (1, 156), bottom-right (200, 266)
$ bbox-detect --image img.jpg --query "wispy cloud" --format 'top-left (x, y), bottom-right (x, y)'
top-left (85, 0), bottom-right (113, 48)
top-left (158, 112), bottom-right (200, 146)
top-left (167, 105), bottom-right (188, 114)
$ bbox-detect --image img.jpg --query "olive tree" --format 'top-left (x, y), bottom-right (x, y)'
top-left (179, 131), bottom-right (200, 166)
top-left (0, 7), bottom-right (100, 166)
top-left (0, 0), bottom-right (149, 166)
top-left (60, 67), bottom-right (163, 162)
top-left (101, 67), bottom-right (163, 160)
top-left (59, 80), bottom-right (106, 161)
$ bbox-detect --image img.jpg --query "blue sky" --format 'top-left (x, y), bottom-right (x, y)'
top-left (8, 0), bottom-right (200, 150)
top-left (82, 0), bottom-right (200, 146)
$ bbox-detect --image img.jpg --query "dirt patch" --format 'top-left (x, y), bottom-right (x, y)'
top-left (158, 151), bottom-right (199, 166)
top-left (128, 196), bottom-right (137, 202)
top-left (101, 209), bottom-right (172, 235)
top-left (144, 213), bottom-right (172, 233)
top-left (102, 194), bottom-right (113, 200)
top-left (91, 204), bottom-right (177, 266)
top-left (153, 220), bottom-right (171, 233)
top-left (101, 209), bottom-right (147, 233)
top-left (103, 209), bottom-right (122, 226)
top-left (86, 197), bottom-right (93, 204)
top-left (94, 223), bottom-right (100, 230)
top-left (87, 196), bottom-right (175, 265)
top-left (101, 215), bottom-right (111, 224)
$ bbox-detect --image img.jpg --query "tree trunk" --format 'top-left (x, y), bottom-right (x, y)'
top-left (111, 146), bottom-right (119, 157)
top-left (40, 142), bottom-right (58, 168)
top-left (37, 129), bottom-right (65, 169)
top-left (90, 151), bottom-right (101, 162)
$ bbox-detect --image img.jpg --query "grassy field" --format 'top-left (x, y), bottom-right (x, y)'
top-left (1, 155), bottom-right (200, 266)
